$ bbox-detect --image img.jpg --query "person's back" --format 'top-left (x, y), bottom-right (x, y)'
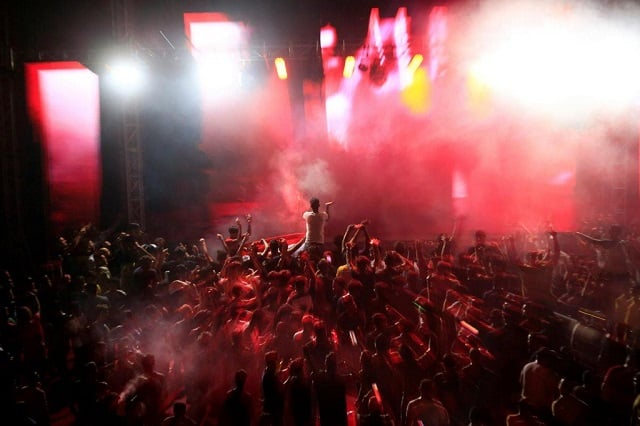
top-left (405, 379), bottom-right (449, 426)
top-left (312, 352), bottom-right (347, 426)
top-left (506, 401), bottom-right (547, 426)
top-left (262, 351), bottom-right (285, 425)
top-left (551, 379), bottom-right (588, 426)
top-left (601, 354), bottom-right (636, 425)
top-left (221, 370), bottom-right (253, 426)
top-left (162, 402), bottom-right (196, 426)
top-left (359, 396), bottom-right (394, 426)
top-left (284, 358), bottom-right (312, 426)
top-left (520, 348), bottom-right (560, 418)
top-left (302, 198), bottom-right (332, 259)
top-left (304, 210), bottom-right (328, 244)
top-left (138, 354), bottom-right (167, 426)
top-left (16, 372), bottom-right (49, 426)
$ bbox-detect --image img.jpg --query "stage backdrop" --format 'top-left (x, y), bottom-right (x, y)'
top-left (26, 62), bottom-right (101, 236)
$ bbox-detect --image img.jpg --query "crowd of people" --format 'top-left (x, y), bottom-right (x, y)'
top-left (3, 199), bottom-right (640, 426)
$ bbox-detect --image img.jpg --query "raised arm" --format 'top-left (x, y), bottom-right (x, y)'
top-left (505, 235), bottom-right (520, 264)
top-left (357, 221), bottom-right (372, 254)
top-left (259, 238), bottom-right (271, 258)
top-left (370, 238), bottom-right (383, 270)
top-left (341, 224), bottom-right (356, 255)
top-left (245, 214), bottom-right (252, 237)
top-left (575, 231), bottom-right (610, 247)
top-left (287, 236), bottom-right (306, 255)
top-left (235, 217), bottom-right (243, 237)
top-left (549, 230), bottom-right (561, 266)
top-left (324, 201), bottom-right (333, 221)
top-left (198, 237), bottom-right (214, 265)
top-left (233, 232), bottom-right (250, 257)
top-left (217, 233), bottom-right (230, 255)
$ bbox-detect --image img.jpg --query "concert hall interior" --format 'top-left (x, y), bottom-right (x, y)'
top-left (3, 1), bottom-right (640, 425)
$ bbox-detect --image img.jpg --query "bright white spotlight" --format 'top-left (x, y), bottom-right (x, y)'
top-left (320, 25), bottom-right (337, 50)
top-left (185, 15), bottom-right (249, 96)
top-left (325, 93), bottom-right (351, 145)
top-left (196, 55), bottom-right (242, 91)
top-left (105, 59), bottom-right (146, 95)
top-left (466, 3), bottom-right (640, 119)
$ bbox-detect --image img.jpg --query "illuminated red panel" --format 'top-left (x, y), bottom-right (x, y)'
top-left (26, 62), bottom-right (101, 235)
top-left (184, 11), bottom-right (294, 226)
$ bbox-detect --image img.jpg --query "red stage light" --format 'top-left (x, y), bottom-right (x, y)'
top-left (26, 62), bottom-right (101, 235)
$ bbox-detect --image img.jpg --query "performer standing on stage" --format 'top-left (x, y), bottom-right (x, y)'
top-left (303, 197), bottom-right (333, 261)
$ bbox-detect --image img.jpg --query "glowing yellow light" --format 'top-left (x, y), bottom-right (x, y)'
top-left (400, 68), bottom-right (431, 114)
top-left (467, 69), bottom-right (492, 116)
top-left (343, 56), bottom-right (356, 78)
top-left (274, 57), bottom-right (287, 80)
top-left (407, 54), bottom-right (423, 75)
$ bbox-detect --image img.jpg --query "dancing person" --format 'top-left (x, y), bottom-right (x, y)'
top-left (576, 224), bottom-right (634, 317)
top-left (303, 198), bottom-right (333, 261)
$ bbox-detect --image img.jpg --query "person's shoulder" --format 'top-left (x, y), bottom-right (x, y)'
top-left (406, 396), bottom-right (422, 407)
top-left (161, 417), bottom-right (175, 426)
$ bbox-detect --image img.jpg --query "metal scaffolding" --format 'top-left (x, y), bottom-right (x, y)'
top-left (0, 50), bottom-right (21, 244)
top-left (111, 0), bottom-right (145, 228)
top-left (1, 0), bottom-right (31, 266)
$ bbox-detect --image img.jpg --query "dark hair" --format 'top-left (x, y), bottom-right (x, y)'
top-left (419, 379), bottom-right (434, 397)
top-left (173, 402), bottom-right (187, 416)
top-left (235, 369), bottom-right (248, 388)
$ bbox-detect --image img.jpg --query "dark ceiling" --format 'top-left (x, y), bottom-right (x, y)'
top-left (7, 0), bottom-right (432, 56)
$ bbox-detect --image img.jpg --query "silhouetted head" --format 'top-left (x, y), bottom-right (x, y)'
top-left (173, 402), bottom-right (187, 418)
top-left (234, 369), bottom-right (248, 389)
top-left (419, 379), bottom-right (435, 398)
top-left (609, 224), bottom-right (622, 240)
top-left (475, 230), bottom-right (487, 245)
top-left (310, 197), bottom-right (320, 212)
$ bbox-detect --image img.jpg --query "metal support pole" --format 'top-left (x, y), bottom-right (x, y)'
top-left (111, 0), bottom-right (145, 227)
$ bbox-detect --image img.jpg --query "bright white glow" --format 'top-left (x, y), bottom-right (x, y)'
top-left (190, 21), bottom-right (246, 54)
top-left (197, 55), bottom-right (242, 91)
top-left (343, 56), bottom-right (356, 78)
top-left (188, 19), bottom-right (248, 95)
top-left (325, 94), bottom-right (351, 146)
top-left (275, 57), bottom-right (288, 80)
top-left (320, 25), bottom-right (337, 50)
top-left (452, 168), bottom-right (468, 199)
top-left (467, 3), bottom-right (640, 119)
top-left (369, 8), bottom-right (383, 50)
top-left (106, 59), bottom-right (146, 95)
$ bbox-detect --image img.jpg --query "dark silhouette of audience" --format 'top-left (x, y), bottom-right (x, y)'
top-left (2, 219), bottom-right (640, 426)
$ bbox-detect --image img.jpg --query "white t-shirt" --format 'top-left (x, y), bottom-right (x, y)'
top-left (303, 211), bottom-right (329, 244)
